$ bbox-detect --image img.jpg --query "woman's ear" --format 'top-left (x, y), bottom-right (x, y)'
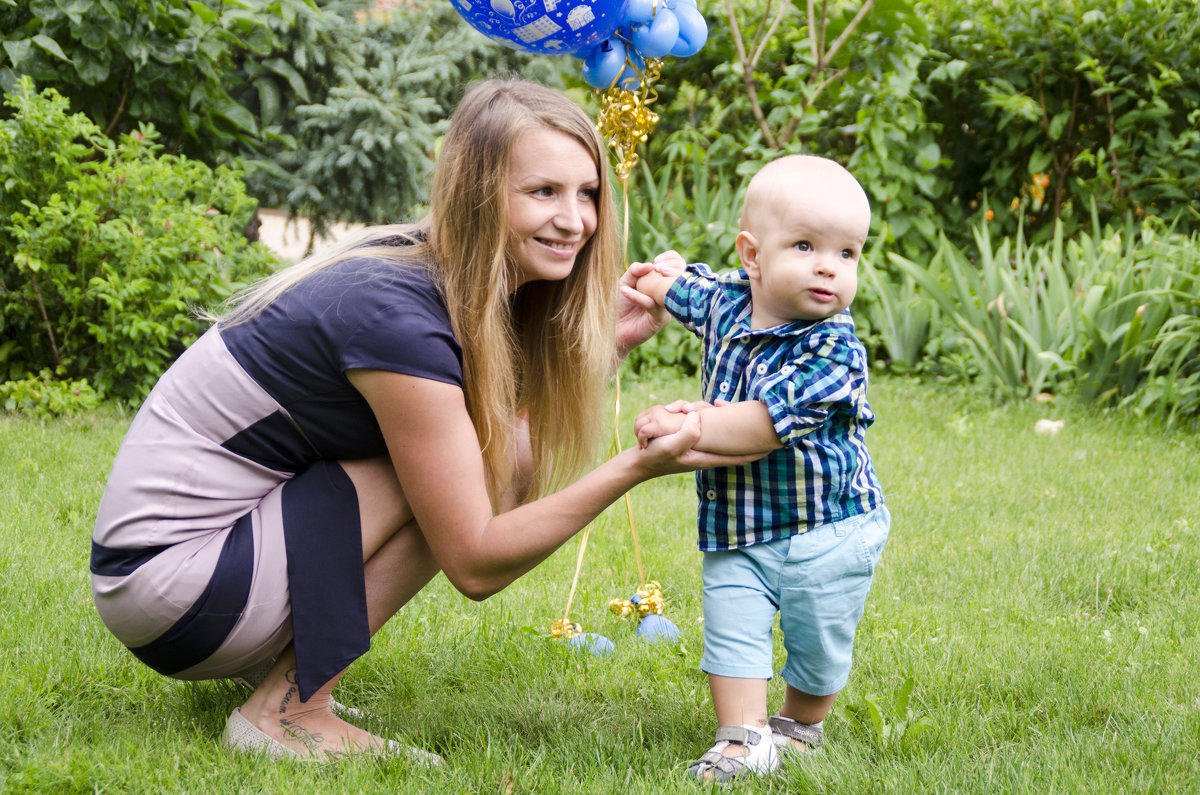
top-left (736, 231), bottom-right (761, 277)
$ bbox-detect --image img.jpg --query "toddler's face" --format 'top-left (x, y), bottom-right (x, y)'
top-left (742, 189), bottom-right (869, 327)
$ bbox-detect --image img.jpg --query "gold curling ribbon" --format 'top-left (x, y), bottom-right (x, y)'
top-left (549, 55), bottom-right (666, 640)
top-left (609, 580), bottom-right (668, 619)
top-left (595, 58), bottom-right (663, 187)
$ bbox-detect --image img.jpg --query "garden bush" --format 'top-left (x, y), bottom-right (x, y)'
top-left (925, 0), bottom-right (1200, 243)
top-left (629, 0), bottom-right (1198, 261)
top-left (0, 0), bottom-right (314, 163)
top-left (0, 79), bottom-right (280, 404)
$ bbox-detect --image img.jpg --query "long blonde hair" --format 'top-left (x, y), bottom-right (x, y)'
top-left (219, 79), bottom-right (620, 503)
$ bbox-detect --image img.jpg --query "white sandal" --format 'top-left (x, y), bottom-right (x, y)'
top-left (686, 723), bottom-right (780, 783)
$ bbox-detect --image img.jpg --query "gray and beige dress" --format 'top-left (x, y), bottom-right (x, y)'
top-left (91, 251), bottom-right (462, 700)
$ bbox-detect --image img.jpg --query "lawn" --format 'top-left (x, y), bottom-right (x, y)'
top-left (1, 374), bottom-right (1197, 793)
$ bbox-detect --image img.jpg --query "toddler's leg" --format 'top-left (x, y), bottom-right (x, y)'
top-left (710, 674), bottom-right (770, 740)
top-left (771, 684), bottom-right (835, 753)
top-left (688, 675), bottom-right (777, 782)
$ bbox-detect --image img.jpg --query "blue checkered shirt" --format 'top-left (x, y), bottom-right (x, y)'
top-left (665, 263), bottom-right (883, 551)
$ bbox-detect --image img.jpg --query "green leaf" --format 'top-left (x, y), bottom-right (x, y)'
top-left (2, 39), bottom-right (32, 67)
top-left (32, 34), bottom-right (71, 63)
top-left (189, 1), bottom-right (217, 24)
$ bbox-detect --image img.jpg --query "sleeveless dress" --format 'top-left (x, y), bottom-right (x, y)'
top-left (91, 253), bottom-right (462, 700)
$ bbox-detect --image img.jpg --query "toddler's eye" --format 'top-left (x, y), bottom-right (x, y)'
top-left (794, 241), bottom-right (812, 252)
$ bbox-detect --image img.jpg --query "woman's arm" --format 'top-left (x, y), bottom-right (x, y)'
top-left (349, 369), bottom-right (748, 601)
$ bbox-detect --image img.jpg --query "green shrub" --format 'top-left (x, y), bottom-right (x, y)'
top-left (919, 0), bottom-right (1200, 242)
top-left (0, 370), bottom-right (99, 418)
top-left (0, 0), bottom-right (315, 163)
top-left (0, 79), bottom-right (280, 402)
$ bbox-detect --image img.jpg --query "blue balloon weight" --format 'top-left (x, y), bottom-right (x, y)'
top-left (636, 614), bottom-right (681, 643)
top-left (631, 6), bottom-right (679, 59)
top-left (568, 632), bottom-right (616, 655)
top-left (581, 39), bottom-right (628, 88)
top-left (449, 0), bottom-right (627, 54)
top-left (669, 3), bottom-right (707, 57)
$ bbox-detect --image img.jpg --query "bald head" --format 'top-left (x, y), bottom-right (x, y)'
top-left (740, 155), bottom-right (871, 240)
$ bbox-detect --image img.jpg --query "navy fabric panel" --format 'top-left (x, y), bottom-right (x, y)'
top-left (221, 410), bottom-right (316, 473)
top-left (280, 461), bottom-right (369, 702)
top-left (219, 255), bottom-right (461, 464)
top-left (90, 540), bottom-right (171, 577)
top-left (285, 402), bottom-right (389, 462)
top-left (128, 514), bottom-right (255, 676)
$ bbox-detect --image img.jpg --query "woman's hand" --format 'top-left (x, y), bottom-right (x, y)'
top-left (616, 260), bottom-right (670, 359)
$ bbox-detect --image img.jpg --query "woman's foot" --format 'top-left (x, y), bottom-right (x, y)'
top-left (233, 663), bottom-right (441, 763)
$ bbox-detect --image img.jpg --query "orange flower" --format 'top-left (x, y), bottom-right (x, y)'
top-left (985, 209), bottom-right (995, 222)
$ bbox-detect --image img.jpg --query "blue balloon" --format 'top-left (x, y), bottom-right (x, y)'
top-left (624, 0), bottom-right (656, 24)
top-left (669, 3), bottom-right (707, 57)
top-left (449, 0), bottom-right (627, 55)
top-left (636, 614), bottom-right (681, 643)
top-left (631, 6), bottom-right (679, 59)
top-left (581, 39), bottom-right (628, 89)
top-left (568, 632), bottom-right (616, 655)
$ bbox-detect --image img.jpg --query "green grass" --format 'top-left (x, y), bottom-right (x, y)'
top-left (2, 375), bottom-right (1198, 793)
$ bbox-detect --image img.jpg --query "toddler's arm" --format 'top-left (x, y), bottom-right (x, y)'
top-left (636, 399), bottom-right (782, 457)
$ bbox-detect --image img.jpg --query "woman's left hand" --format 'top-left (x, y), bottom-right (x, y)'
top-left (616, 260), bottom-right (670, 359)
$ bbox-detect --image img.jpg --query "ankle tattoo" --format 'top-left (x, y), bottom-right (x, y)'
top-left (280, 717), bottom-right (324, 751)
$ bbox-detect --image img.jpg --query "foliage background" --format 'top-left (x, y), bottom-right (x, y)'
top-left (1, 0), bottom-right (1198, 418)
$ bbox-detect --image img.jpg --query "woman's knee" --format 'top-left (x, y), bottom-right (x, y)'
top-left (339, 457), bottom-right (414, 558)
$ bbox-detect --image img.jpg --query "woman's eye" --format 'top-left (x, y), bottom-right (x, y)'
top-left (580, 188), bottom-right (598, 201)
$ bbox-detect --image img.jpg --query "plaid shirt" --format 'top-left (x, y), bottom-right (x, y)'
top-left (665, 263), bottom-right (883, 551)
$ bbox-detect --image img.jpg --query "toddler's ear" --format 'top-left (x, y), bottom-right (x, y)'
top-left (736, 231), bottom-right (762, 277)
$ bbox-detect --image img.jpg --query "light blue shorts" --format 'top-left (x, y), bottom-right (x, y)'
top-left (699, 505), bottom-right (890, 697)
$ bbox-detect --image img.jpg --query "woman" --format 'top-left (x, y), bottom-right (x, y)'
top-left (90, 79), bottom-right (746, 761)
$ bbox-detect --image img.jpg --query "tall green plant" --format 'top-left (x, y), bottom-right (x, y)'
top-left (886, 213), bottom-right (1200, 419)
top-left (240, 0), bottom-right (562, 239)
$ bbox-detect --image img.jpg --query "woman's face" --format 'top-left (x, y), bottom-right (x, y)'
top-left (506, 127), bottom-right (599, 288)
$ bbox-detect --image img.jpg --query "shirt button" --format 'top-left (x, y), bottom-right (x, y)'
top-left (705, 489), bottom-right (717, 500)
top-left (719, 382), bottom-right (730, 393)
top-left (782, 365), bottom-right (794, 375)
top-left (756, 363), bottom-right (768, 375)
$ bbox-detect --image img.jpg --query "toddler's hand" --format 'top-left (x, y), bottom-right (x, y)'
top-left (651, 250), bottom-right (687, 277)
top-left (634, 403), bottom-right (690, 448)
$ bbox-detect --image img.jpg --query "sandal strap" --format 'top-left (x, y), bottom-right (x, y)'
top-left (768, 715), bottom-right (824, 748)
top-left (714, 724), bottom-right (765, 746)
